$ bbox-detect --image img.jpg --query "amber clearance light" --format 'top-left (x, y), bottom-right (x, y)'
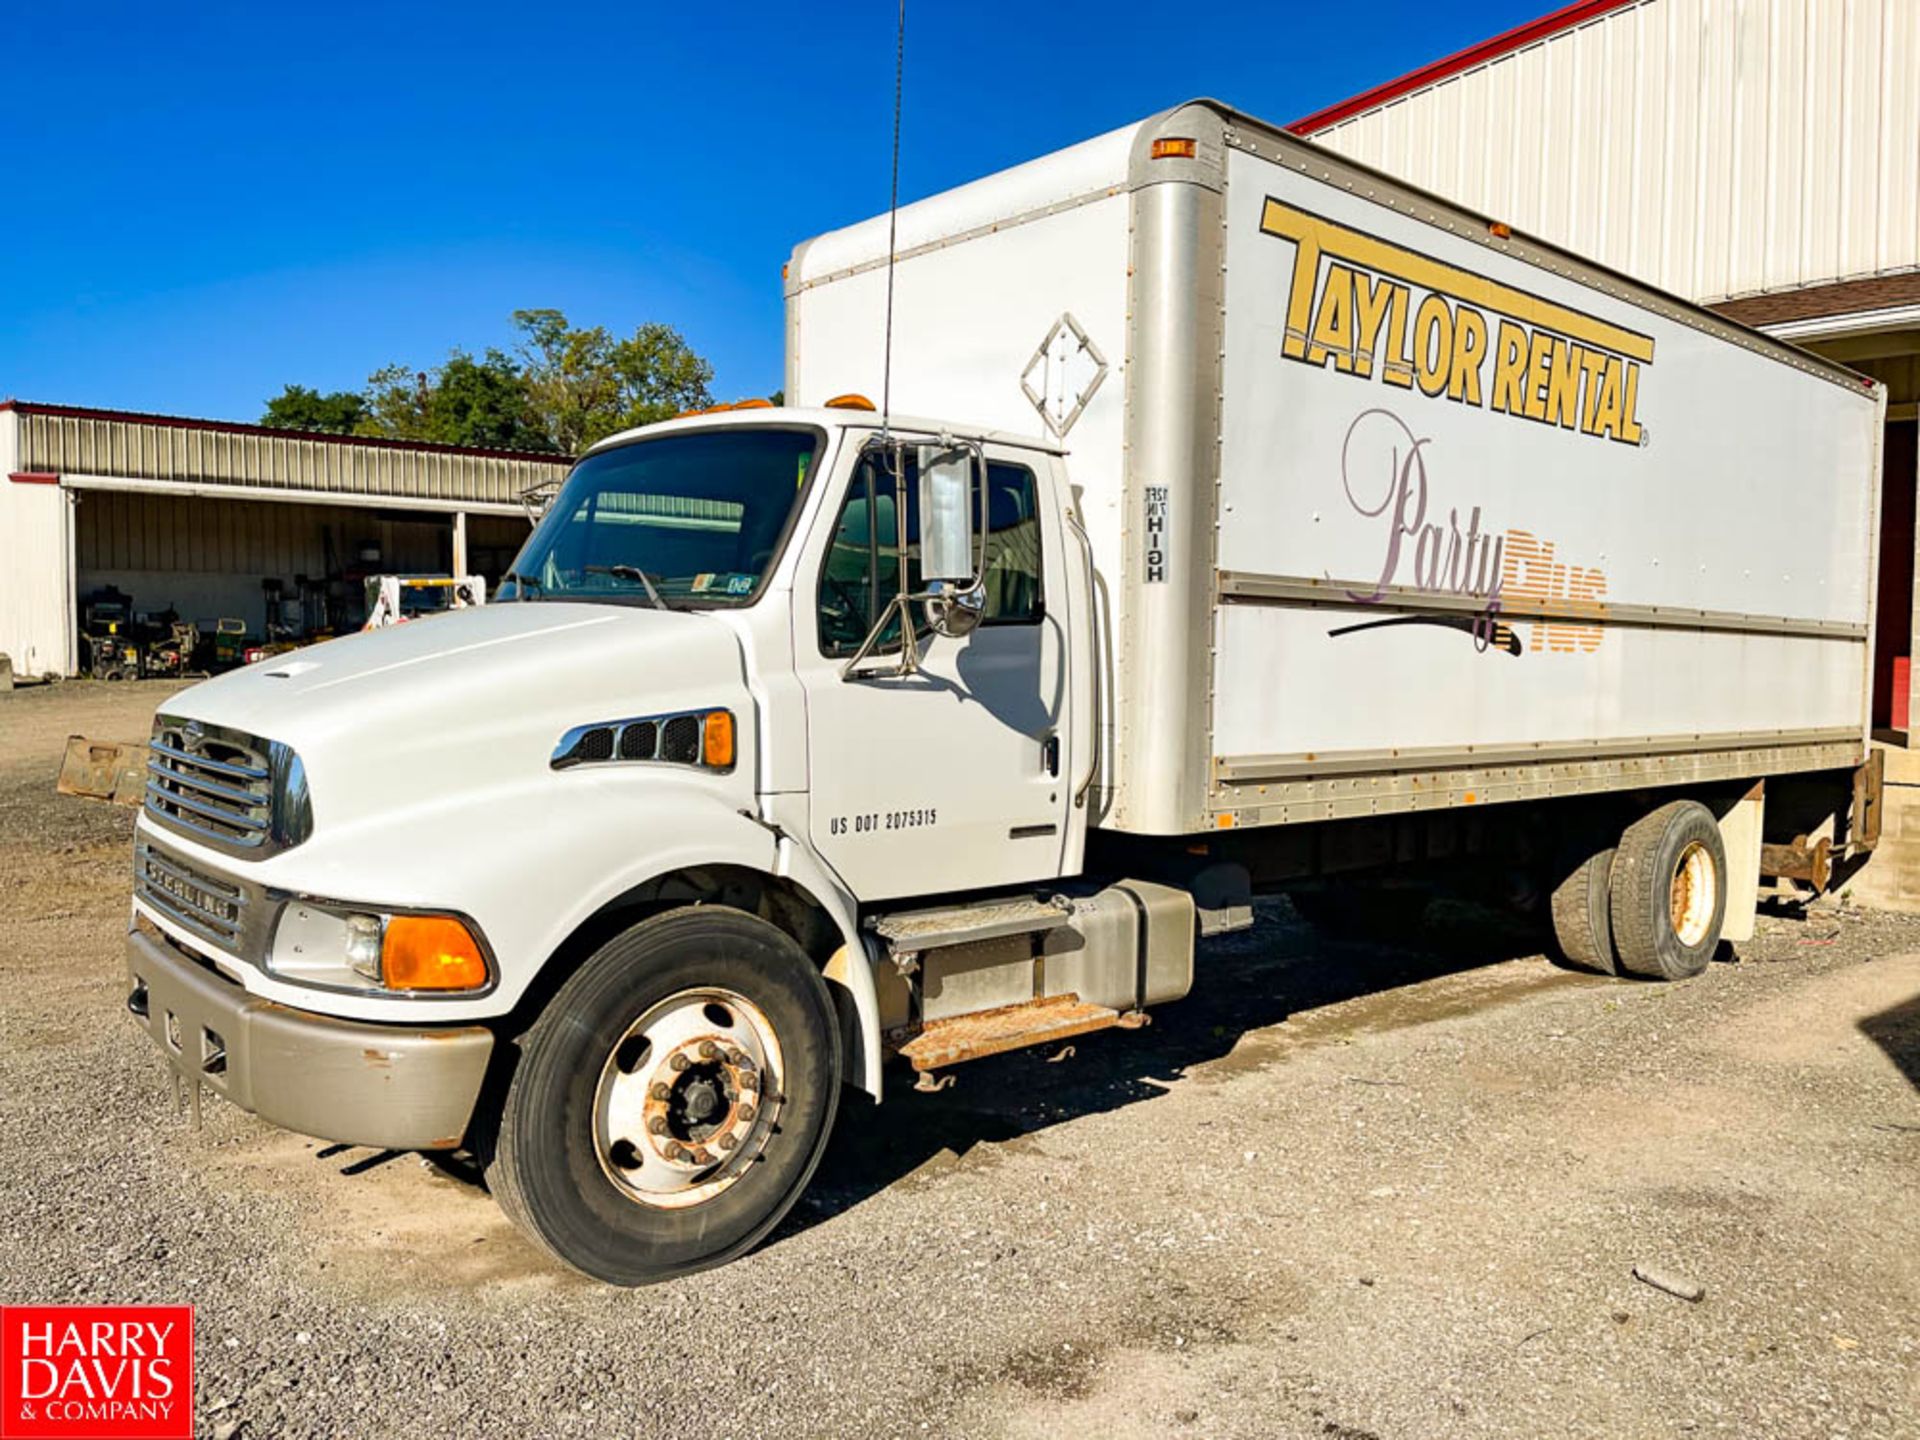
top-left (703, 710), bottom-right (736, 769)
top-left (1151, 137), bottom-right (1197, 160)
top-left (382, 915), bottom-right (490, 991)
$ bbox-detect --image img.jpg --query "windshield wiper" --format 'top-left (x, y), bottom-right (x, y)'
top-left (587, 564), bottom-right (669, 611)
top-left (501, 568), bottom-right (545, 601)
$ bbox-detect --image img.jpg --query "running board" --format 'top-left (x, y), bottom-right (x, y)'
top-left (870, 894), bottom-right (1074, 955)
top-left (897, 993), bottom-right (1144, 1073)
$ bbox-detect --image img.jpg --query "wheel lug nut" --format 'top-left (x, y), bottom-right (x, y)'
top-left (665, 1143), bottom-right (688, 1162)
top-left (669, 1054), bottom-right (690, 1072)
top-left (739, 1103), bottom-right (757, 1121)
top-left (728, 1050), bottom-right (750, 1067)
top-left (738, 1071), bottom-right (758, 1091)
top-left (648, 1117), bottom-right (668, 1136)
top-left (688, 1148), bottom-right (711, 1166)
top-left (649, 1082), bottom-right (670, 1101)
top-left (718, 1134), bottom-right (737, 1151)
top-left (699, 1040), bottom-right (720, 1060)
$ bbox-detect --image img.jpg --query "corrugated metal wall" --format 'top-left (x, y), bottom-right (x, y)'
top-left (1309, 0), bottom-right (1920, 304)
top-left (76, 492), bottom-right (451, 578)
top-left (0, 417), bottom-right (75, 678)
top-left (71, 492), bottom-right (526, 636)
top-left (15, 409), bottom-right (570, 507)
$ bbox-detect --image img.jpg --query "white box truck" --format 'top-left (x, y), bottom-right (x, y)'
top-left (126, 101), bottom-right (1886, 1284)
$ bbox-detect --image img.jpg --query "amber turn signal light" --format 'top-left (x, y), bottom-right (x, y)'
top-left (703, 710), bottom-right (735, 769)
top-left (382, 915), bottom-right (489, 991)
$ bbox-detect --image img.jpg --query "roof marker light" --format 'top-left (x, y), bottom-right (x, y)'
top-left (1151, 137), bottom-right (1197, 160)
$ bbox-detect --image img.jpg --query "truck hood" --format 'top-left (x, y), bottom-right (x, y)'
top-left (161, 602), bottom-right (752, 834)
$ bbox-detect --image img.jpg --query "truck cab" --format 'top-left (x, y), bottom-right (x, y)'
top-left (126, 402), bottom-right (1158, 1285)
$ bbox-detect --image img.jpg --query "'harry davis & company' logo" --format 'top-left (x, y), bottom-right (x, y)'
top-left (1, 1306), bottom-right (193, 1440)
top-left (1260, 197), bottom-right (1654, 447)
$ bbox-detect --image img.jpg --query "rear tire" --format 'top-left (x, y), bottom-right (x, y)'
top-left (1609, 800), bottom-right (1727, 981)
top-left (1549, 844), bottom-right (1619, 975)
top-left (485, 907), bottom-right (840, 1285)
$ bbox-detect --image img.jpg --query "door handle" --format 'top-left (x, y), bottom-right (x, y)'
top-left (1042, 734), bottom-right (1060, 777)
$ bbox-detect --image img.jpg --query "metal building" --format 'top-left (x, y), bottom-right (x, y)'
top-left (0, 402), bottom-right (567, 680)
top-left (1289, 0), bottom-right (1920, 899)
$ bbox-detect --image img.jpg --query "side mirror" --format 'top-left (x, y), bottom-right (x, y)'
top-left (918, 444), bottom-right (986, 639)
top-left (917, 445), bottom-right (975, 582)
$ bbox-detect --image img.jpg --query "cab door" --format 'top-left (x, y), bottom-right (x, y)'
top-left (791, 438), bottom-right (1072, 900)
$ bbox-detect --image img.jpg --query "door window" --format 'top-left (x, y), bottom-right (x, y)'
top-left (816, 450), bottom-right (1043, 657)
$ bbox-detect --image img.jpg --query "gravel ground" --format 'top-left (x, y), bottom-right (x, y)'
top-left (2, 679), bottom-right (1918, 1440)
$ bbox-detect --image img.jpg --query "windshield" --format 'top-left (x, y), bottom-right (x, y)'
top-left (500, 427), bottom-right (820, 607)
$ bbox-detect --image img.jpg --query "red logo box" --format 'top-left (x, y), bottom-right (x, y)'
top-left (1, 1307), bottom-right (193, 1440)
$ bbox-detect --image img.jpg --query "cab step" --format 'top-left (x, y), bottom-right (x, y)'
top-left (898, 993), bottom-right (1139, 1073)
top-left (870, 893), bottom-right (1073, 956)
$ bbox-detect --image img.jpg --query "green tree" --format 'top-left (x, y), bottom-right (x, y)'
top-left (426, 349), bottom-right (550, 451)
top-left (356, 365), bottom-right (432, 441)
top-left (351, 351), bottom-right (554, 451)
top-left (261, 384), bottom-right (367, 434)
top-left (512, 308), bottom-right (714, 452)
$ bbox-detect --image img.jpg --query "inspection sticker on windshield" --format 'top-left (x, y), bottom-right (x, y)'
top-left (725, 575), bottom-right (754, 595)
top-left (691, 573), bottom-right (715, 593)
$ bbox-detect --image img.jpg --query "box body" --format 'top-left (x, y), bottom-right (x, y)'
top-left (787, 101), bottom-right (1883, 835)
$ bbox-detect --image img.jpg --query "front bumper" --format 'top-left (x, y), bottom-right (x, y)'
top-left (125, 926), bottom-right (495, 1151)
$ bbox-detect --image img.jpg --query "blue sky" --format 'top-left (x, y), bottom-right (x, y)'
top-left (0, 1), bottom-right (1546, 423)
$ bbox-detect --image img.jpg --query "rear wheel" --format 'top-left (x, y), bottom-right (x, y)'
top-left (1609, 800), bottom-right (1727, 981)
top-left (1549, 843), bottom-right (1619, 976)
top-left (485, 907), bottom-right (840, 1285)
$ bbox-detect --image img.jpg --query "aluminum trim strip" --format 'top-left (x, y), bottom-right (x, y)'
top-left (1216, 571), bottom-right (1870, 641)
top-left (1207, 741), bottom-right (1864, 829)
top-left (1214, 726), bottom-right (1862, 784)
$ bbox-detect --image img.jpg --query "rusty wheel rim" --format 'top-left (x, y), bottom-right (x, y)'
top-left (1669, 840), bottom-right (1717, 948)
top-left (592, 988), bottom-right (784, 1211)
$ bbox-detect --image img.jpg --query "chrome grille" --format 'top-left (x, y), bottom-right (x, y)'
top-left (146, 719), bottom-right (273, 850)
top-left (134, 838), bottom-right (271, 957)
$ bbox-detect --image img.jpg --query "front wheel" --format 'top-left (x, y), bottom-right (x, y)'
top-left (484, 907), bottom-right (841, 1285)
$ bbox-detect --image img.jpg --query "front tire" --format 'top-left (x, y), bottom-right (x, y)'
top-left (1609, 800), bottom-right (1727, 981)
top-left (486, 907), bottom-right (841, 1285)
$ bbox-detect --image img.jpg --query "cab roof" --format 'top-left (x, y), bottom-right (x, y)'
top-left (583, 404), bottom-right (1066, 459)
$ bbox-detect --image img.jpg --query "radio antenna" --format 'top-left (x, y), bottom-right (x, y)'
top-left (880, 0), bottom-right (906, 438)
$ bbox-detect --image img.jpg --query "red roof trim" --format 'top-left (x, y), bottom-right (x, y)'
top-left (8, 471), bottom-right (59, 484)
top-left (1287, 0), bottom-right (1641, 135)
top-left (0, 399), bottom-right (570, 464)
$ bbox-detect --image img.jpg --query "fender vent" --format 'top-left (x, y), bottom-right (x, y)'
top-left (552, 709), bottom-right (734, 773)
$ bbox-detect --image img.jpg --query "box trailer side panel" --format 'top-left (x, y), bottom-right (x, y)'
top-left (1202, 133), bottom-right (1883, 829)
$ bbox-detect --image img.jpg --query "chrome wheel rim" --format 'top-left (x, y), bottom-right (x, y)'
top-left (1669, 841), bottom-right (1717, 948)
top-left (593, 987), bottom-right (784, 1210)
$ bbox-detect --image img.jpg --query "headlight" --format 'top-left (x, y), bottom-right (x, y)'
top-left (269, 901), bottom-right (493, 995)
